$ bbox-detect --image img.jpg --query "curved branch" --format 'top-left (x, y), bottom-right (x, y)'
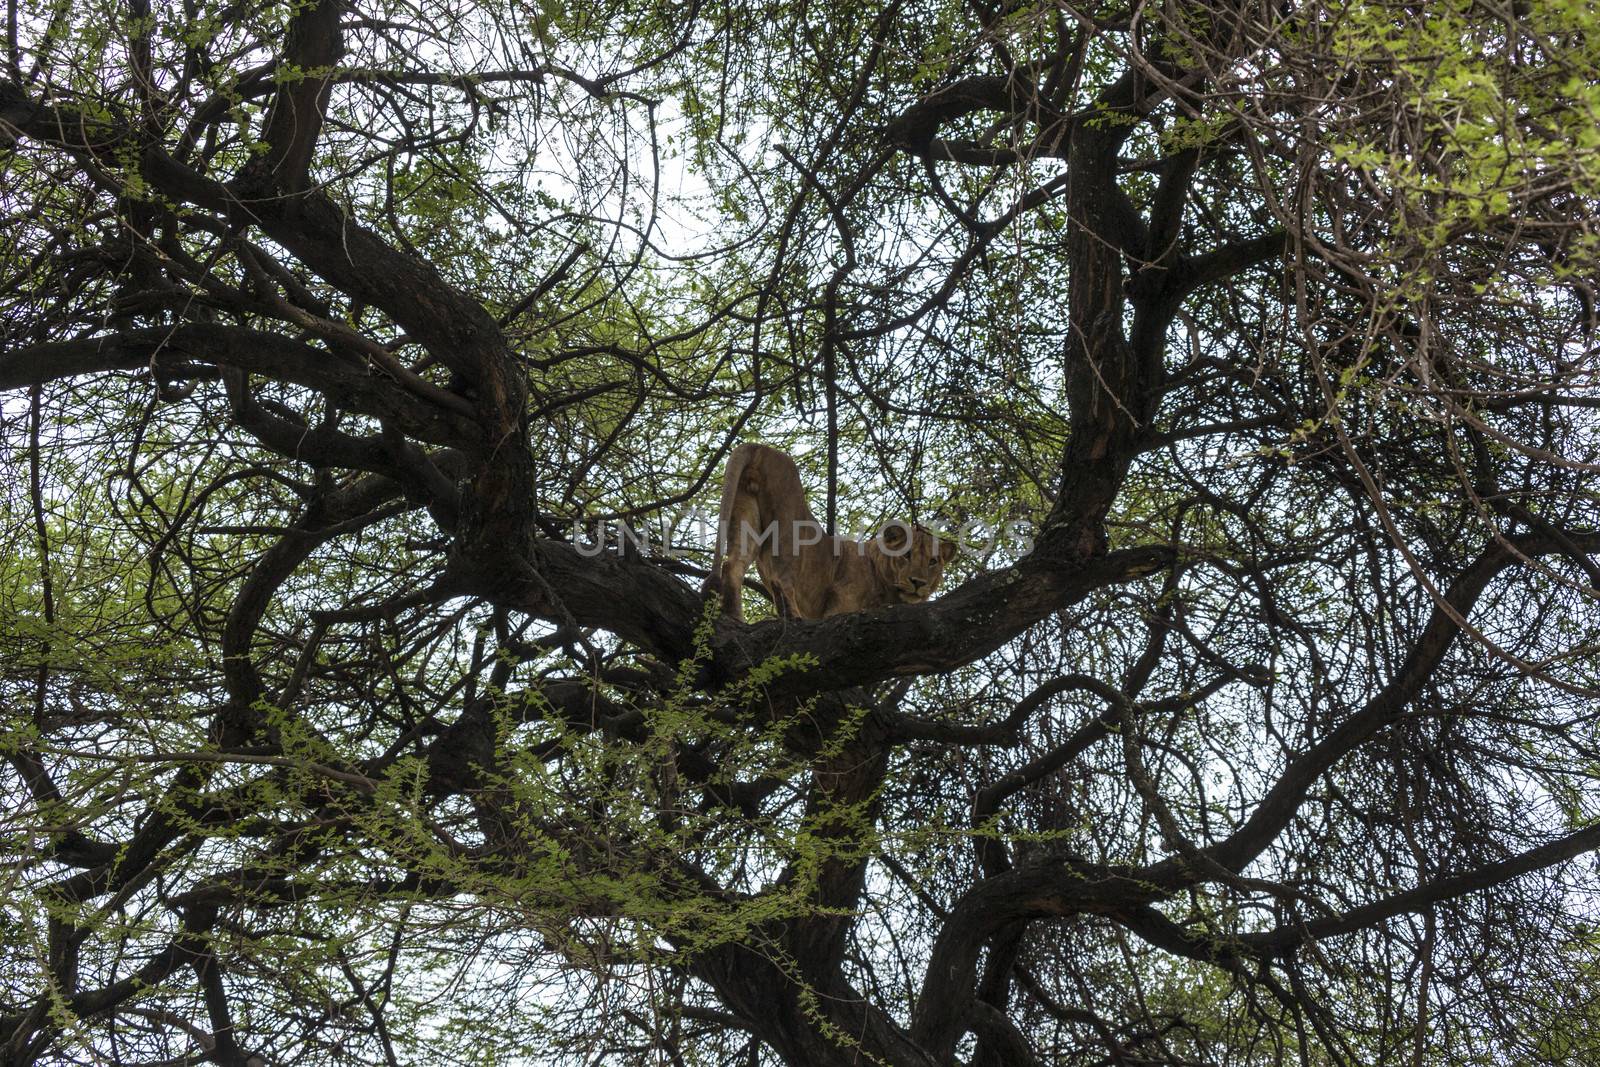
top-left (1187, 529), bottom-right (1600, 880)
top-left (1243, 820), bottom-right (1600, 953)
top-left (0, 326), bottom-right (480, 448)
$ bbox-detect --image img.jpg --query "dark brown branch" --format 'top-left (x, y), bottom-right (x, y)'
top-left (0, 326), bottom-right (480, 448)
top-left (254, 0), bottom-right (344, 193)
top-left (1187, 529), bottom-right (1600, 880)
top-left (1243, 820), bottom-right (1600, 953)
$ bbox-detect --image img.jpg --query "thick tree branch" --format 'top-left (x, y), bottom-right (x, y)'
top-left (0, 326), bottom-right (479, 448)
top-left (253, 0), bottom-right (344, 193)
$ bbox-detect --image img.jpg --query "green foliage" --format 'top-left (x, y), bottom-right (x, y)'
top-left (5, 0), bottom-right (1600, 1064)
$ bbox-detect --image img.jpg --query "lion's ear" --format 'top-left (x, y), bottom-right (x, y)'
top-left (879, 523), bottom-right (909, 548)
top-left (937, 535), bottom-right (958, 563)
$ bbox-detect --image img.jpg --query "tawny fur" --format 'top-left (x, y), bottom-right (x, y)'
top-left (705, 443), bottom-right (954, 621)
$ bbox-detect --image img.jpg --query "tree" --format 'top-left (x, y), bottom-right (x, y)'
top-left (4, 0), bottom-right (1600, 1063)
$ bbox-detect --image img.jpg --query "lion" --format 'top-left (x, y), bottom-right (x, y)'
top-left (705, 443), bottom-right (956, 621)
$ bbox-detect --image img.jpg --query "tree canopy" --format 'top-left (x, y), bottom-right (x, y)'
top-left (4, 0), bottom-right (1600, 1063)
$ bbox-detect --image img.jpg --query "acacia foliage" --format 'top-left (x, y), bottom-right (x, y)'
top-left (3, 1), bottom-right (1600, 1064)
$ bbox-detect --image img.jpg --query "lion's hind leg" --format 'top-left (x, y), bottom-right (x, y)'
top-left (717, 497), bottom-right (764, 623)
top-left (770, 576), bottom-right (802, 619)
top-left (719, 557), bottom-right (749, 622)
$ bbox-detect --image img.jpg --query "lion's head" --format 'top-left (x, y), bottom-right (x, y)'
top-left (872, 522), bottom-right (957, 603)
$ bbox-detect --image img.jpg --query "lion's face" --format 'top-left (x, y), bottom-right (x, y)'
top-left (874, 523), bottom-right (957, 603)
